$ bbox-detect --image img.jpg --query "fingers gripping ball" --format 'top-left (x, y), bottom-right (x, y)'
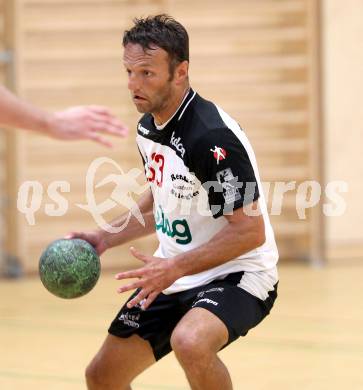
top-left (39, 239), bottom-right (100, 299)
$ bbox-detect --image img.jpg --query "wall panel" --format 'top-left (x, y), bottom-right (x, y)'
top-left (166, 0), bottom-right (321, 261)
top-left (9, 0), bottom-right (321, 272)
top-left (14, 0), bottom-right (164, 272)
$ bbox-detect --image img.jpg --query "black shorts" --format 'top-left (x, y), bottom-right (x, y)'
top-left (108, 271), bottom-right (278, 360)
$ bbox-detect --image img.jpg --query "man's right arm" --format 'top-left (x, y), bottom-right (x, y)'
top-left (102, 188), bottom-right (155, 250)
top-left (66, 188), bottom-right (155, 255)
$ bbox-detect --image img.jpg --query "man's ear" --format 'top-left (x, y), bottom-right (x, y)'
top-left (174, 61), bottom-right (189, 85)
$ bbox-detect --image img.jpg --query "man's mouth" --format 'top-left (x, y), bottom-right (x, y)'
top-left (133, 95), bottom-right (147, 102)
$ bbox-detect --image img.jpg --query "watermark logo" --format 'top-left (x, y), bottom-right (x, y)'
top-left (17, 157), bottom-right (148, 232)
top-left (16, 157), bottom-right (349, 231)
top-left (76, 157), bottom-right (147, 233)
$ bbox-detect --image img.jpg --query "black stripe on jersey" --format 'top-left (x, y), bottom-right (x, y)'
top-left (137, 90), bottom-right (259, 218)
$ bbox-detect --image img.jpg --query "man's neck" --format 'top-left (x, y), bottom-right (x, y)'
top-left (152, 86), bottom-right (190, 126)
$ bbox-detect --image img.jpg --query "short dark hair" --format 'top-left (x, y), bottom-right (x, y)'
top-left (123, 14), bottom-right (189, 74)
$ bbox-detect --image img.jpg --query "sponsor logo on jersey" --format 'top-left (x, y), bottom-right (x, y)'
top-left (170, 173), bottom-right (199, 199)
top-left (138, 123), bottom-right (150, 135)
top-left (171, 173), bottom-right (195, 185)
top-left (171, 186), bottom-right (199, 200)
top-left (170, 131), bottom-right (186, 158)
top-left (216, 168), bottom-right (242, 204)
top-left (210, 146), bottom-right (227, 165)
top-left (155, 205), bottom-right (192, 245)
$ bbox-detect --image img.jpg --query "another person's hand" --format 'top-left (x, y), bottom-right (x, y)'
top-left (64, 230), bottom-right (108, 256)
top-left (48, 105), bottom-right (129, 147)
top-left (115, 247), bottom-right (181, 310)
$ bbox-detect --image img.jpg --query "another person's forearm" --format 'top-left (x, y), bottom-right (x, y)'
top-left (0, 86), bottom-right (128, 146)
top-left (0, 86), bottom-right (53, 133)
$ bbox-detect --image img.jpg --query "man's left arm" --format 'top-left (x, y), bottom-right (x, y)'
top-left (116, 200), bottom-right (265, 310)
top-left (171, 201), bottom-right (265, 276)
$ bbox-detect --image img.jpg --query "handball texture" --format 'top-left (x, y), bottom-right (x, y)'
top-left (39, 239), bottom-right (100, 299)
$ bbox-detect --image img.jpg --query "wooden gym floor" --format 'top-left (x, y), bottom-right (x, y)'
top-left (1, 263), bottom-right (363, 390)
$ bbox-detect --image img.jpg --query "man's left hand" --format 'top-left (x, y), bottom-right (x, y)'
top-left (115, 247), bottom-right (180, 310)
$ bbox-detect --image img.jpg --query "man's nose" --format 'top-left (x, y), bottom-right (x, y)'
top-left (128, 73), bottom-right (140, 92)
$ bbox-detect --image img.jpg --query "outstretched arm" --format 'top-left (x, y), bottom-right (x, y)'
top-left (0, 86), bottom-right (128, 147)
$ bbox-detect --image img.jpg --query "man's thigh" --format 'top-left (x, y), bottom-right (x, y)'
top-left (178, 277), bottom-right (277, 347)
top-left (171, 307), bottom-right (230, 354)
top-left (108, 289), bottom-right (185, 360)
top-left (87, 334), bottom-right (155, 385)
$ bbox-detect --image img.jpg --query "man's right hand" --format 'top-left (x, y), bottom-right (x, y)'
top-left (64, 230), bottom-right (108, 256)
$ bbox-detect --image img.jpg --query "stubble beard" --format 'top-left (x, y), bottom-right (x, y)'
top-left (137, 81), bottom-right (174, 116)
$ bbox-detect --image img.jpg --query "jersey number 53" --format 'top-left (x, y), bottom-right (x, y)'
top-left (145, 153), bottom-right (165, 187)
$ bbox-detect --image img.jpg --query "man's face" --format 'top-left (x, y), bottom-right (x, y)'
top-left (123, 43), bottom-right (175, 115)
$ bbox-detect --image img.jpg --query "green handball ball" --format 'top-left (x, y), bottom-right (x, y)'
top-left (39, 238), bottom-right (101, 299)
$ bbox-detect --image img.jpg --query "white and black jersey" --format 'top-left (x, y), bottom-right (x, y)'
top-left (136, 89), bottom-right (279, 300)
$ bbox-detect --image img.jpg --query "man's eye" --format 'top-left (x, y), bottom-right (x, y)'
top-left (143, 70), bottom-right (151, 76)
